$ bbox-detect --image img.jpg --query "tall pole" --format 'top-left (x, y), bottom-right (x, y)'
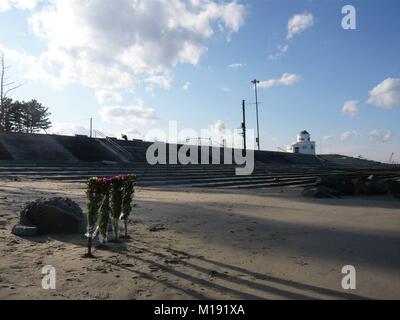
top-left (251, 79), bottom-right (261, 151)
top-left (89, 118), bottom-right (93, 138)
top-left (242, 100), bottom-right (247, 151)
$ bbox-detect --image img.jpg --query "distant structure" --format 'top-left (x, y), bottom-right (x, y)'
top-left (287, 130), bottom-right (316, 155)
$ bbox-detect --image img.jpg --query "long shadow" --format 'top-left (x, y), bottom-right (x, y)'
top-left (131, 243), bottom-right (368, 300)
top-left (165, 248), bottom-right (370, 300)
top-left (138, 199), bottom-right (400, 272)
top-left (127, 245), bottom-right (316, 300)
top-left (120, 253), bottom-right (291, 300)
top-left (108, 261), bottom-right (210, 300)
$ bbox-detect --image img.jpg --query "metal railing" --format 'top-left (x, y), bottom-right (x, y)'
top-left (93, 130), bottom-right (132, 161)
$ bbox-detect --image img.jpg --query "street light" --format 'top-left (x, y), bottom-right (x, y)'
top-left (251, 79), bottom-right (261, 151)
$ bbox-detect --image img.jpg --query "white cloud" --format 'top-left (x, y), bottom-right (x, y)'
top-left (0, 0), bottom-right (39, 11)
top-left (269, 44), bottom-right (289, 60)
top-left (49, 123), bottom-right (90, 136)
top-left (340, 130), bottom-right (362, 141)
top-left (3, 0), bottom-right (246, 91)
top-left (99, 100), bottom-right (158, 126)
top-left (342, 100), bottom-right (360, 117)
top-left (258, 73), bottom-right (301, 89)
top-left (1, 43), bottom-right (134, 90)
top-left (369, 130), bottom-right (393, 143)
top-left (287, 13), bottom-right (314, 40)
top-left (367, 78), bottom-right (400, 109)
top-left (228, 63), bottom-right (246, 70)
top-left (323, 135), bottom-right (336, 141)
top-left (209, 120), bottom-right (226, 134)
top-left (145, 74), bottom-right (172, 90)
top-left (182, 81), bottom-right (191, 91)
top-left (270, 13), bottom-right (313, 60)
top-left (95, 90), bottom-right (123, 105)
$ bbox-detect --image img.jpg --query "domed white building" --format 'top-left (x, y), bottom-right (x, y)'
top-left (287, 130), bottom-right (316, 155)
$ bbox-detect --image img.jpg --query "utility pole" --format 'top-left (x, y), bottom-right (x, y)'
top-left (251, 79), bottom-right (261, 151)
top-left (89, 118), bottom-right (93, 138)
top-left (241, 100), bottom-right (247, 151)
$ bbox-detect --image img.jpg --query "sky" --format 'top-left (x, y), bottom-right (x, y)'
top-left (0, 0), bottom-right (399, 162)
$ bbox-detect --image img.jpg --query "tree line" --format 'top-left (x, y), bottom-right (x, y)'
top-left (0, 98), bottom-right (51, 133)
top-left (0, 53), bottom-right (51, 133)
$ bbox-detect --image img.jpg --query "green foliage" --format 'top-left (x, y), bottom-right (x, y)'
top-left (85, 177), bottom-right (103, 230)
top-left (96, 178), bottom-right (111, 240)
top-left (121, 174), bottom-right (137, 220)
top-left (110, 177), bottom-right (124, 219)
top-left (0, 98), bottom-right (51, 133)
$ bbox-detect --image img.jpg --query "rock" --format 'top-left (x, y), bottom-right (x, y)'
top-left (149, 224), bottom-right (167, 232)
top-left (364, 180), bottom-right (388, 195)
top-left (385, 179), bottom-right (400, 196)
top-left (0, 219), bottom-right (7, 227)
top-left (316, 175), bottom-right (355, 195)
top-left (19, 197), bottom-right (86, 234)
top-left (12, 224), bottom-right (38, 237)
top-left (302, 186), bottom-right (340, 199)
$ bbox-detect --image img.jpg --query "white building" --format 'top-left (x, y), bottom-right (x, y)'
top-left (287, 130), bottom-right (316, 155)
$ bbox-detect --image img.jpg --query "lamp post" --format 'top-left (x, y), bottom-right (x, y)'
top-left (251, 79), bottom-right (261, 151)
top-left (242, 100), bottom-right (247, 151)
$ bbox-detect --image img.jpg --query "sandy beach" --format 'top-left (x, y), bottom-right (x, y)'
top-left (0, 179), bottom-right (399, 300)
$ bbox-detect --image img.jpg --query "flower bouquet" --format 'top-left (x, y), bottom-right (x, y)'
top-left (84, 173), bottom-right (136, 257)
top-left (85, 177), bottom-right (104, 257)
top-left (109, 176), bottom-right (124, 241)
top-left (97, 177), bottom-right (111, 244)
top-left (120, 174), bottom-right (137, 238)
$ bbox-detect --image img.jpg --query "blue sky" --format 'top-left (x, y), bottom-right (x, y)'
top-left (0, 0), bottom-right (399, 162)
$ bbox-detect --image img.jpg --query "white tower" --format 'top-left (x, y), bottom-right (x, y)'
top-left (287, 130), bottom-right (316, 155)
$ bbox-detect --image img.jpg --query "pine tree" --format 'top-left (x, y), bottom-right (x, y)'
top-left (1, 97), bottom-right (14, 132)
top-left (20, 100), bottom-right (52, 133)
top-left (9, 100), bottom-right (24, 132)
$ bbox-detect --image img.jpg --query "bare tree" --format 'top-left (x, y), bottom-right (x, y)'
top-left (0, 52), bottom-right (24, 132)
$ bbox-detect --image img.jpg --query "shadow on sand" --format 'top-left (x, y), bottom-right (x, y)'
top-left (104, 243), bottom-right (369, 300)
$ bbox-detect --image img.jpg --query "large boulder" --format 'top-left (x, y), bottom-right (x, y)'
top-left (385, 179), bottom-right (400, 197)
top-left (19, 197), bottom-right (86, 234)
top-left (364, 180), bottom-right (388, 195)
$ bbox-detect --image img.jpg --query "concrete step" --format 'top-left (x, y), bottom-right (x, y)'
top-left (1, 169), bottom-right (359, 183)
top-left (0, 169), bottom-right (346, 180)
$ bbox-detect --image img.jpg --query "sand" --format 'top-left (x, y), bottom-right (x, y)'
top-left (0, 179), bottom-right (399, 300)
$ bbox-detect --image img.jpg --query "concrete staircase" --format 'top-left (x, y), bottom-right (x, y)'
top-left (1, 161), bottom-right (399, 189)
top-left (0, 132), bottom-right (398, 189)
